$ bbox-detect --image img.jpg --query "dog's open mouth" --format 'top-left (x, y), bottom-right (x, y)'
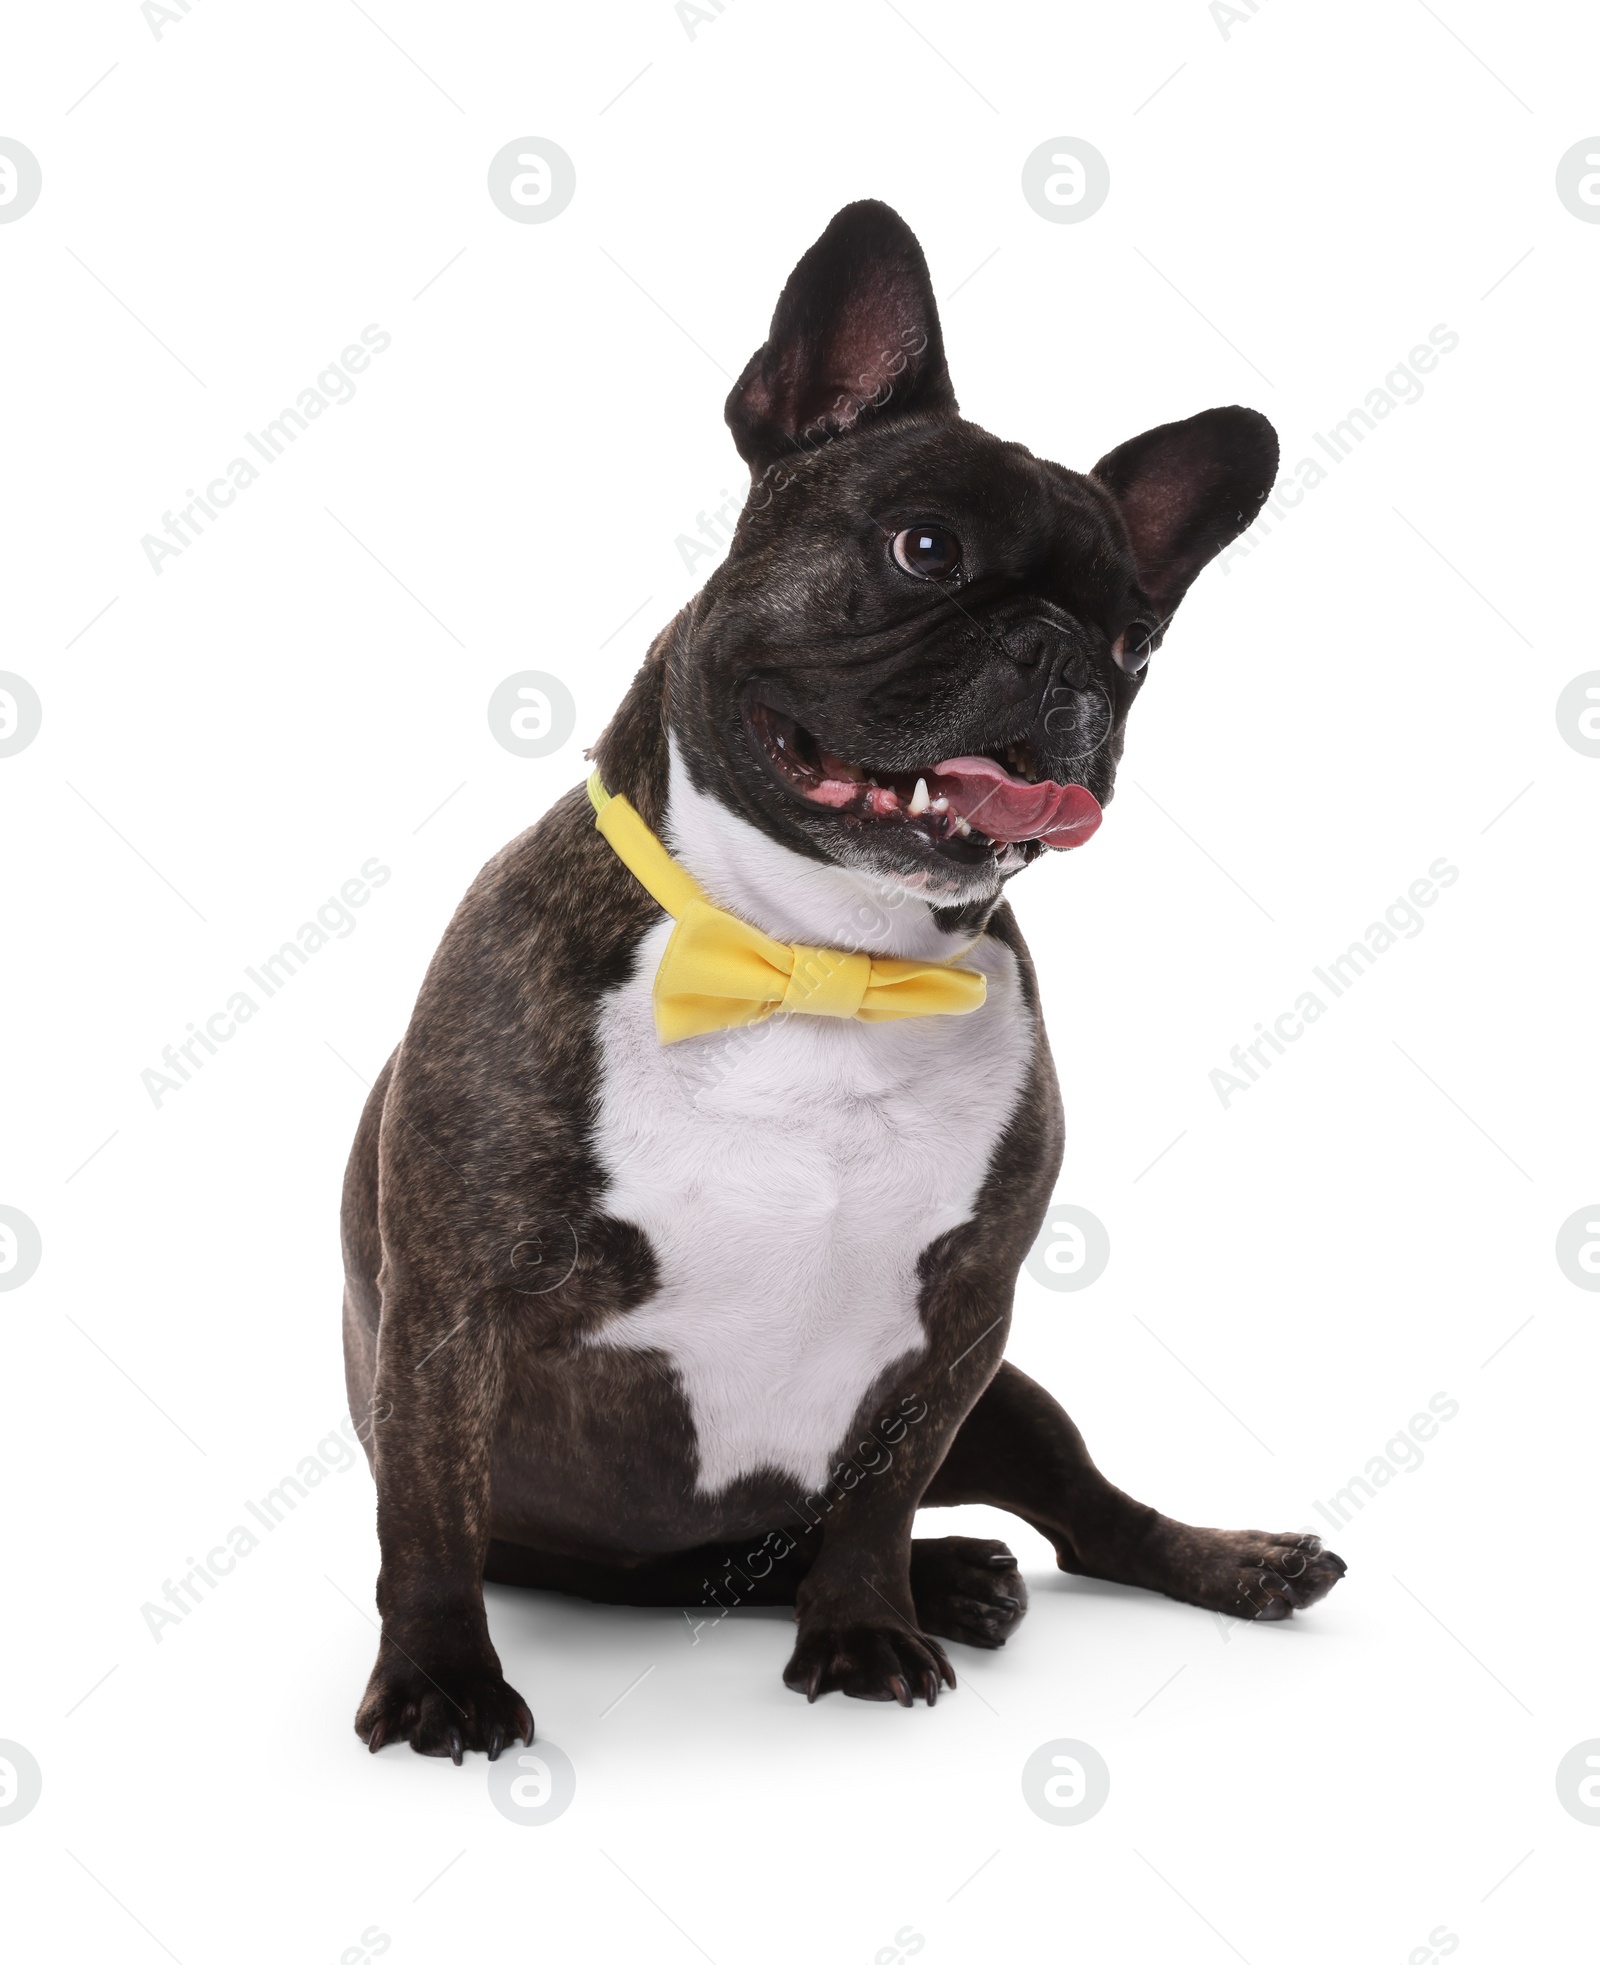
top-left (746, 700), bottom-right (1102, 854)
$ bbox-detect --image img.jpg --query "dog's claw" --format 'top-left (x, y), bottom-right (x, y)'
top-left (805, 1664), bottom-right (823, 1703)
top-left (356, 1663), bottom-right (533, 1763)
top-left (921, 1669), bottom-right (940, 1705)
top-left (1248, 1573), bottom-right (1295, 1621)
top-left (888, 1674), bottom-right (913, 1708)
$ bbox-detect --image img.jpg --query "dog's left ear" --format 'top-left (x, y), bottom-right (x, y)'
top-left (1092, 406), bottom-right (1278, 621)
top-left (725, 199), bottom-right (957, 475)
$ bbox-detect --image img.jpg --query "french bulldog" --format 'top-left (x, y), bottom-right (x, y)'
top-left (342, 199), bottom-right (1344, 1760)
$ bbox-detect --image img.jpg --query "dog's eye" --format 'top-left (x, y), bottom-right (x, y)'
top-left (1112, 624), bottom-right (1154, 675)
top-left (892, 525), bottom-right (962, 581)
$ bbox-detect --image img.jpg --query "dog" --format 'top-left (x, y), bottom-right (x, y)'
top-left (341, 199), bottom-right (1345, 1760)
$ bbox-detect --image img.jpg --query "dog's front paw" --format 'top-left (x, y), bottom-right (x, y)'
top-left (356, 1647), bottom-right (533, 1762)
top-left (783, 1619), bottom-right (957, 1705)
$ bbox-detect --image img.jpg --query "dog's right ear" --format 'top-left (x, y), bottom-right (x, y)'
top-left (1091, 406), bottom-right (1278, 624)
top-left (725, 200), bottom-right (957, 476)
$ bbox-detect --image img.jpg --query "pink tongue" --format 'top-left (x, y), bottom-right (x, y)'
top-left (929, 755), bottom-right (1102, 850)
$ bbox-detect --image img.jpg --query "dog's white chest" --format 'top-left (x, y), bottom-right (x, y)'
top-left (587, 921), bottom-right (1030, 1497)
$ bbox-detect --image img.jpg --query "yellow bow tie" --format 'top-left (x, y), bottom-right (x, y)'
top-left (587, 772), bottom-right (988, 1045)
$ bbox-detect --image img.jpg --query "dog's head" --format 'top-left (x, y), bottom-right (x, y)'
top-left (667, 199), bottom-right (1277, 908)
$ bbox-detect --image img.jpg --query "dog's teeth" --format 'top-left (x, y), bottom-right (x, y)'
top-left (908, 777), bottom-right (930, 816)
top-left (952, 814), bottom-right (972, 837)
top-left (930, 796), bottom-right (948, 812)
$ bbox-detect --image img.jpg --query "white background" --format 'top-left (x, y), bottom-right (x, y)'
top-left (4, 1), bottom-right (1597, 1959)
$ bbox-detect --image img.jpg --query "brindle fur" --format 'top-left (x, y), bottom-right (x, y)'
top-left (342, 202), bottom-right (1343, 1758)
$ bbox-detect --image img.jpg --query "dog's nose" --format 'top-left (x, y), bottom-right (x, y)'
top-left (1006, 618), bottom-right (1096, 688)
top-left (1041, 641), bottom-right (1095, 698)
top-left (1002, 620), bottom-right (1056, 668)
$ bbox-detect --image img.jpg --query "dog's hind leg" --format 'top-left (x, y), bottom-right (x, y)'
top-left (921, 1361), bottom-right (1345, 1622)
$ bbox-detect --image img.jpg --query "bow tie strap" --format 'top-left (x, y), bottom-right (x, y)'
top-left (588, 771), bottom-right (702, 919)
top-left (586, 770), bottom-right (987, 1045)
